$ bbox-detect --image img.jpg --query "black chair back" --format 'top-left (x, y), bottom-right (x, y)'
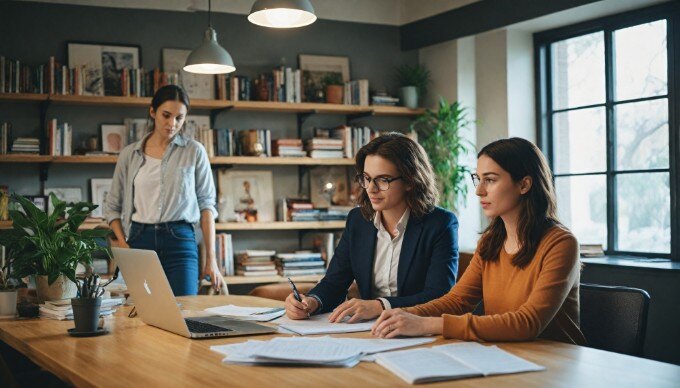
top-left (580, 283), bottom-right (650, 357)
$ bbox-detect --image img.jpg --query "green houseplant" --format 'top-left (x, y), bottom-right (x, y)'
top-left (395, 64), bottom-right (431, 108)
top-left (322, 72), bottom-right (344, 104)
top-left (411, 97), bottom-right (474, 212)
top-left (0, 194), bottom-right (110, 302)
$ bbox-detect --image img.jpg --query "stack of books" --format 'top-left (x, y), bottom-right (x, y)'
top-left (272, 139), bottom-right (305, 157)
top-left (282, 198), bottom-right (319, 222)
top-left (305, 138), bottom-right (344, 158)
top-left (320, 206), bottom-right (353, 221)
top-left (235, 250), bottom-right (278, 277)
top-left (11, 137), bottom-right (39, 154)
top-left (0, 122), bottom-right (11, 154)
top-left (371, 94), bottom-right (399, 106)
top-left (314, 126), bottom-right (379, 158)
top-left (275, 252), bottom-right (327, 277)
top-left (39, 297), bottom-right (125, 320)
top-left (580, 244), bottom-right (605, 258)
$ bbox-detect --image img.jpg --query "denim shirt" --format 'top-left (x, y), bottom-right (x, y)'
top-left (104, 132), bottom-right (217, 238)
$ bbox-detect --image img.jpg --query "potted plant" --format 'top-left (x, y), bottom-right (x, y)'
top-left (0, 194), bottom-right (111, 303)
top-left (323, 72), bottom-right (344, 104)
top-left (0, 255), bottom-right (20, 318)
top-left (411, 97), bottom-right (475, 212)
top-left (71, 273), bottom-right (105, 334)
top-left (396, 64), bottom-right (431, 109)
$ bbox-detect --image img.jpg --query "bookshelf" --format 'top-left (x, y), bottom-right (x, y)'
top-left (0, 220), bottom-right (346, 231)
top-left (224, 274), bottom-right (323, 285)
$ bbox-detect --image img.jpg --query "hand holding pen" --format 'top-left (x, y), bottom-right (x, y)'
top-left (285, 278), bottom-right (319, 319)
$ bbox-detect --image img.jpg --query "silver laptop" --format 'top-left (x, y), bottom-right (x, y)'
top-left (112, 247), bottom-right (276, 339)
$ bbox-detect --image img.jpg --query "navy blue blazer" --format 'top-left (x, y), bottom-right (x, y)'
top-left (308, 206), bottom-right (459, 313)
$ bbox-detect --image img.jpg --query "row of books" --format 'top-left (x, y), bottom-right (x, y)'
top-left (200, 233), bottom-right (235, 276)
top-left (47, 119), bottom-right (73, 156)
top-left (0, 122), bottom-right (11, 154)
top-left (118, 68), bottom-right (179, 98)
top-left (344, 79), bottom-right (370, 106)
top-left (282, 197), bottom-right (353, 222)
top-left (215, 67), bottom-right (303, 103)
top-left (235, 250), bottom-right (278, 277)
top-left (313, 126), bottom-right (380, 158)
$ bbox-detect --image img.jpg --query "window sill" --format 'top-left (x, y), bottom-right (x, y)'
top-left (581, 256), bottom-right (680, 271)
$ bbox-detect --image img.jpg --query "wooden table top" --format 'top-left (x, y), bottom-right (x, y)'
top-left (1, 295), bottom-right (679, 387)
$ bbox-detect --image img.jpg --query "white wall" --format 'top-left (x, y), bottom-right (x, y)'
top-left (506, 29), bottom-right (536, 141)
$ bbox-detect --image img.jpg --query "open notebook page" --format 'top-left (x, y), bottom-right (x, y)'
top-left (275, 313), bottom-right (375, 335)
top-left (434, 342), bottom-right (545, 376)
top-left (375, 348), bottom-right (482, 384)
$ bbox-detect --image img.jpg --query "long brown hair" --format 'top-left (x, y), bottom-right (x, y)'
top-left (476, 137), bottom-right (560, 268)
top-left (355, 132), bottom-right (438, 220)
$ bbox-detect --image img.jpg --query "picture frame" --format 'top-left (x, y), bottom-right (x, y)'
top-left (298, 54), bottom-right (350, 102)
top-left (44, 187), bottom-right (83, 215)
top-left (217, 170), bottom-right (274, 223)
top-left (309, 166), bottom-right (351, 208)
top-left (101, 124), bottom-right (127, 154)
top-left (90, 179), bottom-right (113, 219)
top-left (162, 48), bottom-right (215, 100)
top-left (24, 195), bottom-right (48, 213)
top-left (67, 41), bottom-right (141, 96)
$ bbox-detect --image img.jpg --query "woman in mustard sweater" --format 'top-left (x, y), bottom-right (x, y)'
top-left (372, 137), bottom-right (586, 344)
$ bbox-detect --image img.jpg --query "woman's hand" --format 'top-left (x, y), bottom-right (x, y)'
top-left (201, 260), bottom-right (225, 291)
top-left (285, 293), bottom-right (319, 320)
top-left (371, 309), bottom-right (443, 338)
top-left (328, 299), bottom-right (383, 323)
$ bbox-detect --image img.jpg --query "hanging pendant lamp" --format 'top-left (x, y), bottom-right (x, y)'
top-left (248, 0), bottom-right (317, 28)
top-left (184, 0), bottom-right (236, 74)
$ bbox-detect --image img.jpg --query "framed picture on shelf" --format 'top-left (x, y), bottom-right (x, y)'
top-left (23, 195), bottom-right (48, 213)
top-left (67, 42), bottom-right (141, 96)
top-left (309, 166), bottom-right (351, 208)
top-left (298, 54), bottom-right (350, 102)
top-left (101, 124), bottom-right (127, 153)
top-left (217, 170), bottom-right (274, 223)
top-left (90, 179), bottom-right (112, 219)
top-left (162, 48), bottom-right (215, 100)
top-left (44, 187), bottom-right (82, 215)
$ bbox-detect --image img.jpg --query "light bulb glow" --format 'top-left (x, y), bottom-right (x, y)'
top-left (248, 8), bottom-right (316, 28)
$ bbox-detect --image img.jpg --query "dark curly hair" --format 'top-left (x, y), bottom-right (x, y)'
top-left (354, 132), bottom-right (438, 220)
top-left (476, 137), bottom-right (561, 268)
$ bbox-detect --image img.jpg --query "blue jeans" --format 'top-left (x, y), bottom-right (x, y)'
top-left (127, 221), bottom-right (199, 296)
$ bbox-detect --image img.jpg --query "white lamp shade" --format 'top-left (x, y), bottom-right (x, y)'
top-left (248, 0), bottom-right (317, 28)
top-left (184, 28), bottom-right (236, 74)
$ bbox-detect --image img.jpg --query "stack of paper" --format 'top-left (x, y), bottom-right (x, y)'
top-left (211, 336), bottom-right (435, 367)
top-left (275, 313), bottom-right (375, 335)
top-left (203, 305), bottom-right (285, 322)
top-left (375, 342), bottom-right (545, 384)
top-left (39, 298), bottom-right (125, 320)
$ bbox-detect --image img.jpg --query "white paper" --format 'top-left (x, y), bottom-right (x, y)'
top-left (203, 305), bottom-right (285, 321)
top-left (433, 343), bottom-right (545, 376)
top-left (275, 313), bottom-right (375, 335)
top-left (375, 348), bottom-right (481, 384)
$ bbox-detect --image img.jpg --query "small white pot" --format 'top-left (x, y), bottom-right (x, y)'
top-left (0, 289), bottom-right (18, 318)
top-left (399, 86), bottom-right (418, 109)
top-left (35, 275), bottom-right (77, 303)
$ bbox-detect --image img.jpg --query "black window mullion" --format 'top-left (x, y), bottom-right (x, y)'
top-left (605, 28), bottom-right (617, 254)
top-left (670, 12), bottom-right (680, 261)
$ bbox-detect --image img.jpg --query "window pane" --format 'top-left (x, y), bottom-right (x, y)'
top-left (616, 173), bottom-right (670, 253)
top-left (615, 98), bottom-right (669, 170)
top-left (555, 175), bottom-right (607, 248)
top-left (551, 32), bottom-right (605, 110)
top-left (553, 107), bottom-right (606, 174)
top-left (614, 20), bottom-right (667, 101)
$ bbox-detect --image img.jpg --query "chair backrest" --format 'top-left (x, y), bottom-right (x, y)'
top-left (579, 283), bottom-right (650, 357)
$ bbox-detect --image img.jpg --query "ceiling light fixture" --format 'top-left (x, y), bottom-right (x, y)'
top-left (184, 0), bottom-right (236, 74)
top-left (248, 0), bottom-right (317, 29)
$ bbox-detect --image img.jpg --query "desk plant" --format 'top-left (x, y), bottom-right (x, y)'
top-left (396, 64), bottom-right (431, 108)
top-left (411, 97), bottom-right (474, 213)
top-left (0, 194), bottom-right (110, 302)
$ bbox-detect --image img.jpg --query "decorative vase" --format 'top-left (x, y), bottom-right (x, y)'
top-left (0, 289), bottom-right (17, 318)
top-left (36, 275), bottom-right (77, 303)
top-left (399, 86), bottom-right (418, 109)
top-left (325, 85), bottom-right (344, 104)
top-left (71, 297), bottom-right (102, 333)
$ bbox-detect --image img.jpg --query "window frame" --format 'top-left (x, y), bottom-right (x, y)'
top-left (534, 2), bottom-right (680, 261)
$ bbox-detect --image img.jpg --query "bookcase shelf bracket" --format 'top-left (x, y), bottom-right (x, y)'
top-left (296, 110), bottom-right (317, 138)
top-left (346, 111), bottom-right (374, 124)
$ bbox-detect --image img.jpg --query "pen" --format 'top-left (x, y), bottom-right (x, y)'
top-left (287, 277), bottom-right (310, 318)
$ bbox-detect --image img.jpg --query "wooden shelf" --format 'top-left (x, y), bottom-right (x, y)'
top-left (0, 154), bottom-right (51, 163)
top-left (224, 274), bottom-right (323, 285)
top-left (0, 220), bottom-right (106, 230)
top-left (0, 221), bottom-right (11, 229)
top-left (210, 156), bottom-right (354, 166)
top-left (0, 93), bottom-right (424, 117)
top-left (52, 155), bottom-right (119, 164)
top-left (215, 221), bottom-right (345, 231)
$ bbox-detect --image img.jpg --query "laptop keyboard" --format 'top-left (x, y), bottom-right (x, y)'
top-left (185, 318), bottom-right (233, 334)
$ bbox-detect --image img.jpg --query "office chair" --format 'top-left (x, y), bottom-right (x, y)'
top-left (579, 283), bottom-right (650, 357)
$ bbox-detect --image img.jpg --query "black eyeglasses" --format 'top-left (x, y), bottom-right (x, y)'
top-left (355, 174), bottom-right (403, 191)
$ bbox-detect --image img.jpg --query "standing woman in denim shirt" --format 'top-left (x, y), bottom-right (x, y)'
top-left (105, 85), bottom-right (224, 295)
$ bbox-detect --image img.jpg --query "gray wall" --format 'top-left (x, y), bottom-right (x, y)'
top-left (581, 265), bottom-right (680, 365)
top-left (0, 1), bottom-right (417, 252)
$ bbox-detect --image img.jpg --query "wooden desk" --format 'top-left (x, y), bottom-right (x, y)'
top-left (1, 295), bottom-right (679, 387)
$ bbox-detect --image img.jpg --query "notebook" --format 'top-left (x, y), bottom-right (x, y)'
top-left (375, 342), bottom-right (545, 384)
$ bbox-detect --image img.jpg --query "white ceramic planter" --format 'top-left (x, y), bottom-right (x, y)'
top-left (36, 275), bottom-right (77, 303)
top-left (399, 86), bottom-right (418, 109)
top-left (0, 289), bottom-right (18, 318)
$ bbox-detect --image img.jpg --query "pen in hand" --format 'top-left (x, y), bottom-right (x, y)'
top-left (287, 277), bottom-right (310, 318)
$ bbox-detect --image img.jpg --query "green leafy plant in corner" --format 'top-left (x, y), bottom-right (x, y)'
top-left (0, 194), bottom-right (111, 286)
top-left (411, 97), bottom-right (475, 212)
top-left (321, 72), bottom-right (344, 86)
top-left (395, 64), bottom-right (431, 98)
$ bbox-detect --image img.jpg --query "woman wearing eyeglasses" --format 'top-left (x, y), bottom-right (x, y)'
top-left (371, 137), bottom-right (586, 345)
top-left (284, 132), bottom-right (459, 322)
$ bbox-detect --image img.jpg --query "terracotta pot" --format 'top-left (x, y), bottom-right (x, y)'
top-left (325, 85), bottom-right (344, 104)
top-left (35, 275), bottom-right (77, 303)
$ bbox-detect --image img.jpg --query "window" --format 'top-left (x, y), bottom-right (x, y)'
top-left (535, 4), bottom-right (679, 259)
